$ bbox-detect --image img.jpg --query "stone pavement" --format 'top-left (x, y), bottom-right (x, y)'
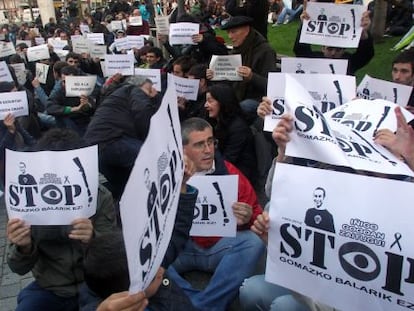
top-left (0, 202), bottom-right (34, 311)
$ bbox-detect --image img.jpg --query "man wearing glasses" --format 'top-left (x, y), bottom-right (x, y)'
top-left (167, 117), bottom-right (264, 311)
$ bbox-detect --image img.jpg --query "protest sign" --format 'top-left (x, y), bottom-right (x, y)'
top-left (5, 146), bottom-right (98, 225)
top-left (135, 68), bottom-right (161, 92)
top-left (0, 41), bottom-right (16, 58)
top-left (267, 162), bottom-right (414, 311)
top-left (167, 73), bottom-right (199, 100)
top-left (104, 54), bottom-right (135, 76)
top-left (129, 16), bottom-right (143, 26)
top-left (35, 63), bottom-right (49, 84)
top-left (169, 22), bottom-right (199, 45)
top-left (282, 74), bottom-right (414, 176)
top-left (10, 63), bottom-right (27, 85)
top-left (87, 33), bottom-right (105, 45)
top-left (48, 38), bottom-right (68, 50)
top-left (188, 175), bottom-right (238, 237)
top-left (80, 24), bottom-right (90, 34)
top-left (357, 74), bottom-right (413, 107)
top-left (155, 16), bottom-right (169, 35)
top-left (326, 99), bottom-right (414, 138)
top-left (0, 61), bottom-right (13, 82)
top-left (281, 57), bottom-right (348, 75)
top-left (72, 37), bottom-right (90, 54)
top-left (264, 73), bottom-right (355, 131)
top-left (120, 85), bottom-right (184, 293)
top-left (127, 35), bottom-right (145, 49)
top-left (15, 39), bottom-right (32, 47)
top-left (27, 44), bottom-right (50, 62)
top-left (113, 37), bottom-right (129, 51)
top-left (209, 55), bottom-right (243, 81)
top-left (0, 91), bottom-right (28, 119)
top-left (65, 75), bottom-right (97, 97)
top-left (34, 36), bottom-right (45, 45)
top-left (89, 44), bottom-right (107, 60)
top-left (300, 2), bottom-right (364, 48)
top-left (111, 20), bottom-right (124, 31)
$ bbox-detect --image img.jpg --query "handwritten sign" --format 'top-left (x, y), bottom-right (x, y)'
top-left (169, 22), bottom-right (199, 45)
top-left (0, 91), bottom-right (29, 119)
top-left (209, 55), bottom-right (243, 81)
top-left (65, 75), bottom-right (97, 97)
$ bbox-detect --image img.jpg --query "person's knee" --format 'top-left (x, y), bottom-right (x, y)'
top-left (239, 275), bottom-right (266, 309)
top-left (271, 294), bottom-right (310, 311)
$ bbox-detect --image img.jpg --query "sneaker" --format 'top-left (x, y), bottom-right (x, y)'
top-left (272, 23), bottom-right (280, 27)
top-left (283, 19), bottom-right (289, 24)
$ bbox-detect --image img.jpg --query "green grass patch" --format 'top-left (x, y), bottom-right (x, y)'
top-left (216, 21), bottom-right (404, 83)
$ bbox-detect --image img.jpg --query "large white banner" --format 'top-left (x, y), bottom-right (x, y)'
top-left (120, 86), bottom-right (184, 293)
top-left (357, 75), bottom-right (413, 107)
top-left (169, 22), bottom-right (199, 45)
top-left (104, 54), bottom-right (135, 76)
top-left (209, 55), bottom-right (243, 81)
top-left (267, 162), bottom-right (414, 311)
top-left (5, 146), bottom-right (98, 225)
top-left (281, 57), bottom-right (348, 75)
top-left (300, 2), bottom-right (364, 48)
top-left (265, 73), bottom-right (355, 132)
top-left (0, 91), bottom-right (29, 119)
top-left (188, 175), bottom-right (238, 237)
top-left (283, 74), bottom-right (414, 176)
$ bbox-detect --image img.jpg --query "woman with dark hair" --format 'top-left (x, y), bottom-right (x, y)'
top-left (205, 83), bottom-right (257, 182)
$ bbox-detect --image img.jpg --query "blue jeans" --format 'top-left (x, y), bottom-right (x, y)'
top-left (168, 230), bottom-right (265, 311)
top-left (277, 5), bottom-right (303, 24)
top-left (239, 275), bottom-right (309, 311)
top-left (16, 281), bottom-right (78, 311)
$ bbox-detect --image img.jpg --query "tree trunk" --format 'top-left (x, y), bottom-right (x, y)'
top-left (371, 0), bottom-right (387, 43)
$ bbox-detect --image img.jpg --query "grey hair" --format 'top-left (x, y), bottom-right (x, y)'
top-left (125, 76), bottom-right (153, 86)
top-left (181, 117), bottom-right (212, 145)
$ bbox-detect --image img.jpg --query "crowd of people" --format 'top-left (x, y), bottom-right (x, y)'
top-left (2, 0), bottom-right (414, 310)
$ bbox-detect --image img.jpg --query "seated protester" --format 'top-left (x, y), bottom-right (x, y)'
top-left (66, 52), bottom-right (104, 79)
top-left (171, 55), bottom-right (197, 78)
top-left (80, 156), bottom-right (199, 311)
top-left (209, 16), bottom-right (277, 121)
top-left (134, 45), bottom-right (152, 67)
top-left (178, 63), bottom-right (209, 121)
top-left (141, 47), bottom-right (166, 69)
top-left (293, 10), bottom-right (374, 75)
top-left (85, 14), bottom-right (112, 46)
top-left (6, 128), bottom-right (116, 311)
top-left (390, 49), bottom-right (414, 112)
top-left (126, 8), bottom-right (150, 35)
top-left (109, 29), bottom-right (128, 54)
top-left (27, 54), bottom-right (60, 98)
top-left (385, 0), bottom-right (413, 36)
top-left (46, 66), bottom-right (98, 136)
top-left (8, 54), bottom-right (34, 91)
top-left (158, 13), bottom-right (228, 65)
top-left (205, 84), bottom-right (257, 183)
top-left (167, 117), bottom-right (264, 311)
top-left (83, 77), bottom-right (161, 199)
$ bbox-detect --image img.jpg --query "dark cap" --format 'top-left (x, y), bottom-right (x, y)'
top-left (221, 16), bottom-right (253, 30)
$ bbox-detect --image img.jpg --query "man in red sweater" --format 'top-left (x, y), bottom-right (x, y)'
top-left (167, 117), bottom-right (264, 311)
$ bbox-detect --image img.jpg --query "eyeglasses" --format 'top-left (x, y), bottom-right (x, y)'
top-left (192, 138), bottom-right (218, 151)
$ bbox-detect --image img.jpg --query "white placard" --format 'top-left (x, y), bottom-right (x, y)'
top-left (188, 175), bottom-right (238, 237)
top-left (35, 63), bottom-right (49, 84)
top-left (34, 37), bottom-right (45, 45)
top-left (0, 41), bottom-right (16, 58)
top-left (267, 162), bottom-right (414, 311)
top-left (209, 54), bottom-right (243, 81)
top-left (127, 35), bottom-right (145, 49)
top-left (47, 38), bottom-right (68, 50)
top-left (86, 33), bottom-right (105, 45)
top-left (113, 37), bottom-right (129, 51)
top-left (326, 99), bottom-right (414, 138)
top-left (120, 85), bottom-right (183, 293)
top-left (5, 146), bottom-right (98, 225)
top-left (65, 75), bottom-right (97, 97)
top-left (155, 16), bottom-right (170, 35)
top-left (80, 24), bottom-right (91, 34)
top-left (167, 73), bottom-right (199, 101)
top-left (15, 39), bottom-right (32, 47)
top-left (27, 44), bottom-right (50, 62)
top-left (111, 20), bottom-right (124, 31)
top-left (357, 74), bottom-right (413, 107)
top-left (283, 74), bottom-right (414, 177)
top-left (0, 91), bottom-right (29, 119)
top-left (264, 73), bottom-right (356, 131)
top-left (129, 16), bottom-right (143, 26)
top-left (0, 61), bottom-right (13, 82)
top-left (300, 2), bottom-right (364, 48)
top-left (169, 22), bottom-right (199, 45)
top-left (72, 37), bottom-right (90, 54)
top-left (10, 63), bottom-right (27, 85)
top-left (134, 68), bottom-right (162, 92)
top-left (89, 44), bottom-right (107, 60)
top-left (104, 54), bottom-right (135, 76)
top-left (281, 57), bottom-right (348, 75)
